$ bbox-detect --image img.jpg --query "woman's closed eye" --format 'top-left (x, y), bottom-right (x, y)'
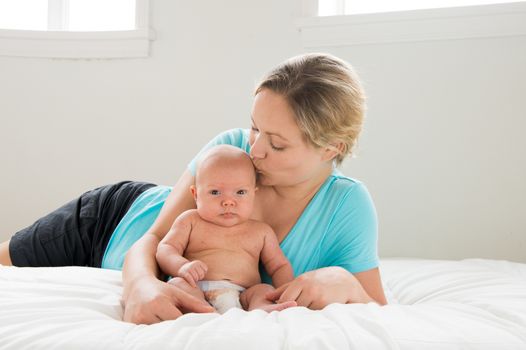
top-left (251, 124), bottom-right (285, 151)
top-left (270, 142), bottom-right (284, 151)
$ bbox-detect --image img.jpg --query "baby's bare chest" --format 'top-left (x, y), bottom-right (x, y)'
top-left (186, 222), bottom-right (265, 257)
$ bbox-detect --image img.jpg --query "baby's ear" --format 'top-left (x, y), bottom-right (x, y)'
top-left (190, 185), bottom-right (198, 201)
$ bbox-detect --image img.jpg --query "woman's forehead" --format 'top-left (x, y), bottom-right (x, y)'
top-left (251, 89), bottom-right (302, 141)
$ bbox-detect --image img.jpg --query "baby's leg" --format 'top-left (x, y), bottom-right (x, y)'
top-left (240, 284), bottom-right (296, 312)
top-left (168, 277), bottom-right (208, 310)
top-left (204, 289), bottom-right (242, 314)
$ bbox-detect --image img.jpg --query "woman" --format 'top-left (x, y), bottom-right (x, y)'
top-left (0, 53), bottom-right (387, 324)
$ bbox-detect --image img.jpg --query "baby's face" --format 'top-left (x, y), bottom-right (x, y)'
top-left (193, 162), bottom-right (256, 227)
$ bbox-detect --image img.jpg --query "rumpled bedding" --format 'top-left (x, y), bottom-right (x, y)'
top-left (1, 258), bottom-right (525, 350)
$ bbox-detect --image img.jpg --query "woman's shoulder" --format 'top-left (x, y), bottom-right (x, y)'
top-left (325, 169), bottom-right (370, 198)
top-left (211, 128), bottom-right (250, 147)
top-left (315, 170), bottom-right (376, 217)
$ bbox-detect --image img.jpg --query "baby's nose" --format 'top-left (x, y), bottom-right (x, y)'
top-left (221, 199), bottom-right (235, 207)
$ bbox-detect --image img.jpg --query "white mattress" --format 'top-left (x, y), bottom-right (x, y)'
top-left (1, 258), bottom-right (525, 350)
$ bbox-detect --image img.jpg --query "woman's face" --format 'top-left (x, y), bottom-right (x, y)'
top-left (249, 89), bottom-right (331, 187)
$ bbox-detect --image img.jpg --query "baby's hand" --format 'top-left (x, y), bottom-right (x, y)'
top-left (177, 260), bottom-right (208, 288)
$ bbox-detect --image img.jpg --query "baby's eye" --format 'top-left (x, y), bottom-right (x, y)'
top-left (237, 190), bottom-right (247, 195)
top-left (210, 190), bottom-right (220, 195)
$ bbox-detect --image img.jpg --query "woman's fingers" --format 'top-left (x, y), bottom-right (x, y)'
top-left (277, 283), bottom-right (303, 304)
top-left (265, 283), bottom-right (289, 301)
top-left (153, 301), bottom-right (184, 322)
top-left (123, 278), bottom-right (186, 324)
top-left (257, 300), bottom-right (297, 312)
top-left (309, 298), bottom-right (329, 310)
top-left (266, 282), bottom-right (304, 305)
top-left (170, 286), bottom-right (215, 313)
top-left (295, 290), bottom-right (315, 308)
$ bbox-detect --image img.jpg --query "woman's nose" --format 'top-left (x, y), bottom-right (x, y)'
top-left (249, 134), bottom-right (265, 159)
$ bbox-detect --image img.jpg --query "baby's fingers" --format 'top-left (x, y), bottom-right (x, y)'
top-left (183, 273), bottom-right (197, 288)
top-left (189, 270), bottom-right (201, 284)
top-left (198, 265), bottom-right (208, 280)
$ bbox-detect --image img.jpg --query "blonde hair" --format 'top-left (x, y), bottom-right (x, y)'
top-left (255, 53), bottom-right (366, 166)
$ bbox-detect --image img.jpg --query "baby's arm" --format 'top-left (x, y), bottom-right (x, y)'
top-left (260, 226), bottom-right (294, 288)
top-left (156, 210), bottom-right (207, 286)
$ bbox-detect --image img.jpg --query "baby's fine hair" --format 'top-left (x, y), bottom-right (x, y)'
top-left (195, 145), bottom-right (256, 183)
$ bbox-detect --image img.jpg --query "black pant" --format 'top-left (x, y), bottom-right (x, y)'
top-left (9, 181), bottom-right (156, 268)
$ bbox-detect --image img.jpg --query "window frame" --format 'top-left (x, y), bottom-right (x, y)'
top-left (0, 0), bottom-right (154, 59)
top-left (296, 1), bottom-right (526, 47)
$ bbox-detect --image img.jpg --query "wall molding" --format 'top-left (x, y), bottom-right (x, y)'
top-left (296, 2), bottom-right (526, 47)
top-left (0, 0), bottom-right (154, 59)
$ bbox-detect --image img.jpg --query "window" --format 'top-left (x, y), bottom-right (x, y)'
top-left (0, 0), bottom-right (153, 58)
top-left (318, 0), bottom-right (526, 16)
top-left (297, 0), bottom-right (526, 47)
top-left (0, 0), bottom-right (48, 31)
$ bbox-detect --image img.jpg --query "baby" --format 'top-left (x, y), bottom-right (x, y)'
top-left (156, 145), bottom-right (294, 314)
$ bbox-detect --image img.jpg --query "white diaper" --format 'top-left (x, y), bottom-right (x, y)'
top-left (197, 280), bottom-right (246, 314)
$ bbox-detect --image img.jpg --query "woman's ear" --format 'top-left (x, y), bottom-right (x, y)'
top-left (322, 142), bottom-right (344, 162)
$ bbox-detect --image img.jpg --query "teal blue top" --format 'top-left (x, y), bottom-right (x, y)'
top-left (102, 128), bottom-right (379, 283)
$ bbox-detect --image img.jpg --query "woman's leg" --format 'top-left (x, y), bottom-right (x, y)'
top-left (0, 240), bottom-right (12, 265)
top-left (7, 181), bottom-right (155, 267)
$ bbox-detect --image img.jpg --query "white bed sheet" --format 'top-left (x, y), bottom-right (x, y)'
top-left (1, 258), bottom-right (525, 350)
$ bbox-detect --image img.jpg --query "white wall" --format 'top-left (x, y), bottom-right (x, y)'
top-left (336, 37), bottom-right (526, 262)
top-left (1, 1), bottom-right (524, 262)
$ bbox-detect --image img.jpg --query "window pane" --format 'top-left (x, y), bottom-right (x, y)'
top-left (0, 0), bottom-right (48, 30)
top-left (67, 0), bottom-right (135, 31)
top-left (319, 0), bottom-right (526, 15)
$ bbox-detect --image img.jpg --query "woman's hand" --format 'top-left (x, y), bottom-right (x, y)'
top-left (240, 283), bottom-right (297, 312)
top-left (265, 267), bottom-right (375, 310)
top-left (123, 275), bottom-right (215, 324)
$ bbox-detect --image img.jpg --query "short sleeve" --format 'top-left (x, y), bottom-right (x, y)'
top-left (187, 128), bottom-right (251, 176)
top-left (320, 181), bottom-right (379, 274)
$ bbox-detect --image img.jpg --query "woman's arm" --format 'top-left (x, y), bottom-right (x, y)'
top-left (354, 267), bottom-right (387, 305)
top-left (122, 170), bottom-right (215, 324)
top-left (266, 266), bottom-right (387, 309)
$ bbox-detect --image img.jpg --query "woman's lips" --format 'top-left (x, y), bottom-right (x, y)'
top-left (253, 162), bottom-right (264, 172)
